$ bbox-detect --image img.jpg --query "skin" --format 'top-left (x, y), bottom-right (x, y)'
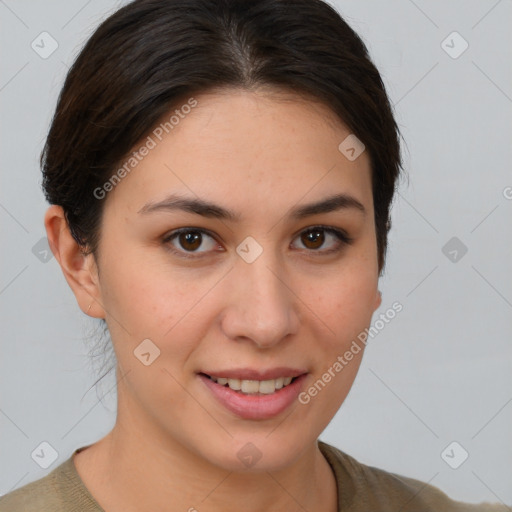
top-left (45, 88), bottom-right (382, 512)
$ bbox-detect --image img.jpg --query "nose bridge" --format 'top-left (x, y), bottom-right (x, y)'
top-left (222, 241), bottom-right (299, 346)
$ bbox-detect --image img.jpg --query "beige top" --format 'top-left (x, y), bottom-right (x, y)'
top-left (0, 441), bottom-right (508, 511)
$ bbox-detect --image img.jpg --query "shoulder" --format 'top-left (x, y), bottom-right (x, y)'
top-left (318, 441), bottom-right (509, 512)
top-left (0, 450), bottom-right (101, 512)
top-left (0, 460), bottom-right (69, 511)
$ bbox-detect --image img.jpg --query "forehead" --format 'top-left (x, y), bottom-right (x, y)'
top-left (104, 88), bottom-right (373, 218)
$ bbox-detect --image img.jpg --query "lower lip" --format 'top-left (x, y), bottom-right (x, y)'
top-left (198, 373), bottom-right (307, 420)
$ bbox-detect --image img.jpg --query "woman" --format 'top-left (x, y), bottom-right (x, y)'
top-left (0, 0), bottom-right (507, 510)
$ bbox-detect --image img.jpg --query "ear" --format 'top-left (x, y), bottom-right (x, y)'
top-left (373, 289), bottom-right (382, 312)
top-left (44, 205), bottom-right (104, 318)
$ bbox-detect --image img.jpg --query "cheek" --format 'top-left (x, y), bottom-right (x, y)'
top-left (297, 253), bottom-right (378, 415)
top-left (303, 269), bottom-right (376, 413)
top-left (97, 247), bottom-right (224, 377)
top-left (337, 275), bottom-right (378, 337)
top-left (98, 247), bottom-right (197, 334)
top-left (307, 259), bottom-right (379, 343)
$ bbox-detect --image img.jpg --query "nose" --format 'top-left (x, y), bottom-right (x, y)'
top-left (220, 247), bottom-right (300, 348)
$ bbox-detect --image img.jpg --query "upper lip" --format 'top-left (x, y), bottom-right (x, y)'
top-left (200, 367), bottom-right (308, 380)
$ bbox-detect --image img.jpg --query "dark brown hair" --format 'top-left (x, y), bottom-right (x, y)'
top-left (41, 0), bottom-right (403, 276)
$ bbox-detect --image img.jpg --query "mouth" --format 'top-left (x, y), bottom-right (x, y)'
top-left (197, 370), bottom-right (308, 420)
top-left (200, 373), bottom-right (300, 395)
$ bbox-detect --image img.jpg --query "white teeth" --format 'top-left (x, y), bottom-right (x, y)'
top-left (227, 378), bottom-right (241, 390)
top-left (258, 380), bottom-right (276, 394)
top-left (241, 380), bottom-right (260, 394)
top-left (209, 375), bottom-right (296, 394)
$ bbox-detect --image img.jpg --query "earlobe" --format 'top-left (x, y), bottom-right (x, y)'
top-left (44, 205), bottom-right (104, 318)
top-left (374, 289), bottom-right (382, 311)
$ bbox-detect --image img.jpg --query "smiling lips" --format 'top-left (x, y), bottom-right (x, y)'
top-left (206, 375), bottom-right (295, 394)
top-left (200, 367), bottom-right (307, 396)
top-left (199, 370), bottom-right (308, 420)
top-left (199, 367), bottom-right (308, 419)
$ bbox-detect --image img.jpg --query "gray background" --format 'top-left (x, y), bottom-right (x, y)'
top-left (1, 0), bottom-right (511, 505)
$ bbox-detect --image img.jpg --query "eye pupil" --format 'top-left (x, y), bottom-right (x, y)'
top-left (302, 229), bottom-right (324, 249)
top-left (180, 231), bottom-right (202, 250)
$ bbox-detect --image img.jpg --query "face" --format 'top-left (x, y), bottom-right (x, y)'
top-left (68, 88), bottom-right (381, 471)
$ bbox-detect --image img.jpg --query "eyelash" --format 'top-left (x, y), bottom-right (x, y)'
top-left (162, 225), bottom-right (353, 260)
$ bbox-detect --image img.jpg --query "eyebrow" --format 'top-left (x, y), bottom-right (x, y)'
top-left (137, 192), bottom-right (366, 220)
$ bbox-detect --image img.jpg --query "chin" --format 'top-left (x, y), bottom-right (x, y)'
top-left (192, 430), bottom-right (314, 473)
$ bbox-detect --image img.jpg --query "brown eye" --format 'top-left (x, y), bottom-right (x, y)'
top-left (178, 231), bottom-right (202, 251)
top-left (163, 228), bottom-right (219, 258)
top-left (301, 229), bottom-right (325, 250)
top-left (292, 226), bottom-right (352, 254)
